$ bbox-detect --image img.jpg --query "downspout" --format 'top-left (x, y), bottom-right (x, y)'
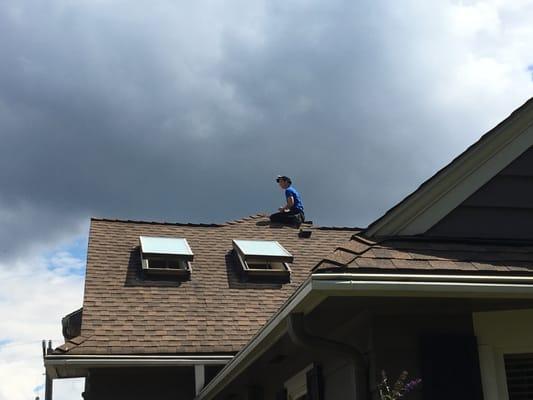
top-left (288, 313), bottom-right (368, 400)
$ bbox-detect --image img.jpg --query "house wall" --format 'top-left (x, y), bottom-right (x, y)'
top-left (371, 312), bottom-right (480, 400)
top-left (83, 366), bottom-right (195, 400)
top-left (426, 145), bottom-right (533, 239)
top-left (220, 353), bottom-right (358, 400)
top-left (215, 299), bottom-right (485, 400)
top-left (216, 305), bottom-right (370, 400)
top-left (302, 303), bottom-right (480, 400)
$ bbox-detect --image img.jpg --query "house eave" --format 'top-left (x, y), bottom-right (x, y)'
top-left (197, 272), bottom-right (533, 400)
top-left (44, 354), bottom-right (234, 379)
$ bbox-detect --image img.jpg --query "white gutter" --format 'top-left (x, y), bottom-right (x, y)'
top-left (197, 273), bottom-right (533, 400)
top-left (312, 273), bottom-right (533, 284)
top-left (45, 354), bottom-right (233, 367)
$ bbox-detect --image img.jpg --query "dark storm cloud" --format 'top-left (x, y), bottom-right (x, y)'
top-left (0, 0), bottom-right (530, 258)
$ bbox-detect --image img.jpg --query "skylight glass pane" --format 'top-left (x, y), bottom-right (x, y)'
top-left (139, 236), bottom-right (193, 257)
top-left (233, 240), bottom-right (292, 258)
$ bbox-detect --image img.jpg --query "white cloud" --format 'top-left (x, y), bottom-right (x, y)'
top-left (48, 251), bottom-right (85, 275)
top-left (0, 244), bottom-right (85, 400)
top-left (0, 1), bottom-right (533, 398)
top-left (449, 2), bottom-right (502, 37)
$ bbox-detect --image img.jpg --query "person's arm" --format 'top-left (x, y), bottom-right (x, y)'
top-left (279, 196), bottom-right (294, 212)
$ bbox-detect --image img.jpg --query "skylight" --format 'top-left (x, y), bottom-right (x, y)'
top-left (139, 236), bottom-right (193, 277)
top-left (232, 240), bottom-right (293, 262)
top-left (232, 240), bottom-right (292, 280)
top-left (139, 236), bottom-right (194, 260)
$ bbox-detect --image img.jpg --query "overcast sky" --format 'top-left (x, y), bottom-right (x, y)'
top-left (1, 0), bottom-right (532, 399)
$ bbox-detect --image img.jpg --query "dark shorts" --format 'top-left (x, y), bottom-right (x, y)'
top-left (269, 209), bottom-right (305, 225)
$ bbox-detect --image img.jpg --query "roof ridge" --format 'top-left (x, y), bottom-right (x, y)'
top-left (314, 226), bottom-right (363, 231)
top-left (223, 213), bottom-right (269, 225)
top-left (91, 217), bottom-right (222, 228)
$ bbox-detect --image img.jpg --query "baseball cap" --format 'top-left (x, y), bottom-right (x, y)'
top-left (276, 175), bottom-right (291, 183)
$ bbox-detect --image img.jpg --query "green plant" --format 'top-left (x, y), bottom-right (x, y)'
top-left (377, 370), bottom-right (421, 400)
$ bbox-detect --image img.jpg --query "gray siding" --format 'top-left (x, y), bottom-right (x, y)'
top-left (427, 146), bottom-right (533, 239)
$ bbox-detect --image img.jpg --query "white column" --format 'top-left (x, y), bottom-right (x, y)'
top-left (195, 364), bottom-right (206, 396)
top-left (477, 344), bottom-right (500, 400)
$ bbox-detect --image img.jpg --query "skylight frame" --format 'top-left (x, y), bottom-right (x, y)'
top-left (139, 236), bottom-right (194, 261)
top-left (139, 236), bottom-right (194, 277)
top-left (232, 240), bottom-right (292, 279)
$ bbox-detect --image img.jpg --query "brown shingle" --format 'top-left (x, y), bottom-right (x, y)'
top-left (59, 216), bottom-right (355, 355)
top-left (315, 235), bottom-right (533, 275)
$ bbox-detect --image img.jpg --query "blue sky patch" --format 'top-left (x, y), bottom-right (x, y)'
top-left (45, 235), bottom-right (88, 276)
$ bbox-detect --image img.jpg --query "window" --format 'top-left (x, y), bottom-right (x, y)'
top-left (284, 364), bottom-right (320, 400)
top-left (139, 236), bottom-right (193, 277)
top-left (232, 240), bottom-right (293, 279)
top-left (504, 353), bottom-right (533, 399)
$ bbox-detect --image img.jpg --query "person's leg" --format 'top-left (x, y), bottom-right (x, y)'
top-left (285, 210), bottom-right (304, 225)
top-left (270, 211), bottom-right (297, 224)
top-left (270, 210), bottom-right (304, 225)
top-left (270, 212), bottom-right (287, 223)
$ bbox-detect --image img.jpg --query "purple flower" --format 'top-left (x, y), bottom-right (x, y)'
top-left (404, 378), bottom-right (422, 393)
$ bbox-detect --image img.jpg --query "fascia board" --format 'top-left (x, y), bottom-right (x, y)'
top-left (45, 354), bottom-right (233, 366)
top-left (367, 101), bottom-right (533, 237)
top-left (45, 355), bottom-right (234, 379)
top-left (45, 357), bottom-right (231, 368)
top-left (312, 278), bottom-right (533, 299)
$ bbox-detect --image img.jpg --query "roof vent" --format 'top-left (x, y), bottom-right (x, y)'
top-left (298, 229), bottom-right (312, 238)
top-left (139, 236), bottom-right (193, 277)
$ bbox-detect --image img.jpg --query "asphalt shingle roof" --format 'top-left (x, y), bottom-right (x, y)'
top-left (315, 234), bottom-right (533, 274)
top-left (56, 215), bottom-right (357, 355)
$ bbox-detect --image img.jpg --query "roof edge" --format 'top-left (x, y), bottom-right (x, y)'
top-left (365, 97), bottom-right (533, 238)
top-left (90, 215), bottom-right (363, 231)
top-left (90, 217), bottom-right (222, 227)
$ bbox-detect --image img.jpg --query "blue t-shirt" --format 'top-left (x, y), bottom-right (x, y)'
top-left (285, 186), bottom-right (304, 212)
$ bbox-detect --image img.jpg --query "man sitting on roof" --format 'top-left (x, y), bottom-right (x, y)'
top-left (270, 175), bottom-right (305, 225)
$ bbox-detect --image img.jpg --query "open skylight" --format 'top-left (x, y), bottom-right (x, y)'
top-left (139, 236), bottom-right (194, 260)
top-left (232, 240), bottom-right (293, 262)
top-left (139, 236), bottom-right (193, 277)
top-left (232, 240), bottom-right (292, 279)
